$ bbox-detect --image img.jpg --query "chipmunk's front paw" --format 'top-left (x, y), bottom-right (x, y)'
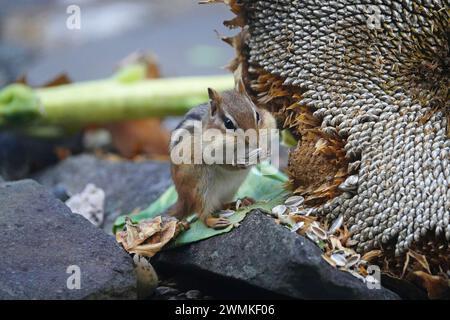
top-left (205, 216), bottom-right (231, 229)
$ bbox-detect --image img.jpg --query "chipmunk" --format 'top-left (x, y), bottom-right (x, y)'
top-left (169, 81), bottom-right (276, 229)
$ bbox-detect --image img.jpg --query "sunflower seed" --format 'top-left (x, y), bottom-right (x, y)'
top-left (279, 214), bottom-right (295, 227)
top-left (271, 205), bottom-right (287, 216)
top-left (338, 175), bottom-right (359, 192)
top-left (219, 209), bottom-right (235, 218)
top-left (306, 231), bottom-right (318, 243)
top-left (328, 214), bottom-right (343, 234)
top-left (291, 221), bottom-right (305, 232)
top-left (330, 253), bottom-right (347, 267)
top-left (284, 195), bottom-right (305, 207)
top-left (311, 225), bottom-right (328, 240)
top-left (348, 270), bottom-right (366, 282)
top-left (288, 206), bottom-right (300, 214)
top-left (346, 239), bottom-right (358, 246)
top-left (235, 199), bottom-right (242, 210)
top-left (345, 254), bottom-right (361, 268)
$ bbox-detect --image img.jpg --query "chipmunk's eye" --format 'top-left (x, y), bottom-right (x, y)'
top-left (223, 116), bottom-right (236, 130)
top-left (256, 111), bottom-right (260, 123)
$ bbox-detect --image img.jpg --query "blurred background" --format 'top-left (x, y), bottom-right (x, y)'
top-left (0, 0), bottom-right (234, 86)
top-left (0, 0), bottom-right (238, 179)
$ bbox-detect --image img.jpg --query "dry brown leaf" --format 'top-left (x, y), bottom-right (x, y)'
top-left (106, 119), bottom-right (170, 159)
top-left (116, 216), bottom-right (180, 257)
top-left (54, 147), bottom-right (72, 161)
top-left (42, 73), bottom-right (72, 87)
top-left (130, 220), bottom-right (177, 257)
top-left (116, 218), bottom-right (171, 257)
top-left (338, 225), bottom-right (352, 244)
top-left (223, 15), bottom-right (245, 28)
top-left (401, 250), bottom-right (411, 278)
top-left (358, 264), bottom-right (368, 276)
top-left (329, 236), bottom-right (344, 251)
top-left (361, 250), bottom-right (383, 263)
top-left (116, 216), bottom-right (162, 251)
top-left (402, 249), bottom-right (433, 278)
top-left (407, 250), bottom-right (431, 274)
top-left (16, 73), bottom-right (72, 87)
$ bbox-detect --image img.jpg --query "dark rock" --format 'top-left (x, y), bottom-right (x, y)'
top-left (151, 277), bottom-right (211, 300)
top-left (0, 132), bottom-right (83, 180)
top-left (185, 289), bottom-right (202, 300)
top-left (150, 285), bottom-right (187, 300)
top-left (381, 274), bottom-right (428, 300)
top-left (0, 133), bottom-right (29, 180)
top-left (155, 286), bottom-right (180, 297)
top-left (154, 211), bottom-right (400, 300)
top-left (0, 180), bottom-right (136, 299)
top-left (34, 154), bottom-right (172, 234)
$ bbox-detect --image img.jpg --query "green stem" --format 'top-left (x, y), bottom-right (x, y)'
top-left (0, 74), bottom-right (234, 131)
top-left (38, 75), bottom-right (234, 126)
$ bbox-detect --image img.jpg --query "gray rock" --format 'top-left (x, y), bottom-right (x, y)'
top-left (0, 175), bottom-right (4, 183)
top-left (0, 180), bottom-right (137, 299)
top-left (34, 154), bottom-right (172, 233)
top-left (155, 211), bottom-right (400, 300)
top-left (0, 132), bottom-right (83, 180)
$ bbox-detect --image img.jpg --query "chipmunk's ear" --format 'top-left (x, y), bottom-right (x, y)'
top-left (208, 87), bottom-right (222, 116)
top-left (236, 79), bottom-right (248, 96)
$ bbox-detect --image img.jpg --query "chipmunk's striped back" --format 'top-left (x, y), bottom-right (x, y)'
top-left (170, 103), bottom-right (208, 150)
